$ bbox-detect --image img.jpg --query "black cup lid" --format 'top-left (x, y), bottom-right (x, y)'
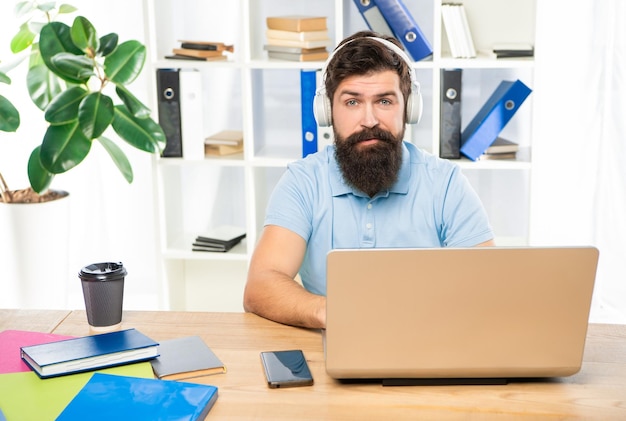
top-left (79, 262), bottom-right (127, 281)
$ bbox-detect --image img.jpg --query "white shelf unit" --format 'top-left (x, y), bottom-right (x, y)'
top-left (144, 0), bottom-right (536, 310)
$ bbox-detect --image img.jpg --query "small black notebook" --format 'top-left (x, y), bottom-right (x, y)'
top-left (193, 225), bottom-right (246, 252)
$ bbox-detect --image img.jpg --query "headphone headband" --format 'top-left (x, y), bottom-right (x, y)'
top-left (313, 36), bottom-right (423, 127)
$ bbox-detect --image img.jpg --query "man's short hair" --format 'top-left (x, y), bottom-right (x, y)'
top-left (323, 31), bottom-right (413, 119)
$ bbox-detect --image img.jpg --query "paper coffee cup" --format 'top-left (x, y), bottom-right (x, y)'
top-left (79, 262), bottom-right (127, 333)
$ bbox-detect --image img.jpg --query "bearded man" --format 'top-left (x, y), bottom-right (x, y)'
top-left (243, 31), bottom-right (494, 329)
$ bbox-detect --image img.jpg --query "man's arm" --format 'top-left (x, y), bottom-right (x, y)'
top-left (476, 239), bottom-right (496, 246)
top-left (243, 225), bottom-right (326, 329)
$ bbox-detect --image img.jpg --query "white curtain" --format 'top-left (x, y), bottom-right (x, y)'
top-left (531, 1), bottom-right (626, 323)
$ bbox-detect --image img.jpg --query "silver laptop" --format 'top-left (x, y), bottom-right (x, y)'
top-left (325, 247), bottom-right (599, 384)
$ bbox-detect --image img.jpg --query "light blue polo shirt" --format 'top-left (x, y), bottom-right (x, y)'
top-left (264, 142), bottom-right (493, 295)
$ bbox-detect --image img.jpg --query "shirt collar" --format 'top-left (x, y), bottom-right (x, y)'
top-left (329, 142), bottom-right (411, 197)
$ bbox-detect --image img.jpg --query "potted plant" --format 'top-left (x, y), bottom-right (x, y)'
top-left (0, 1), bottom-right (165, 308)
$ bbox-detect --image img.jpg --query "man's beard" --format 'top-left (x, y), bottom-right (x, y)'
top-left (334, 126), bottom-right (404, 197)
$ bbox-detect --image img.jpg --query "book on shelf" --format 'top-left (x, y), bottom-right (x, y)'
top-left (263, 45), bottom-right (327, 54)
top-left (178, 40), bottom-right (235, 52)
top-left (0, 330), bottom-right (75, 374)
top-left (266, 15), bottom-right (327, 32)
top-left (205, 143), bottom-right (244, 156)
top-left (56, 373), bottom-right (218, 421)
top-left (478, 151), bottom-right (518, 161)
top-left (172, 47), bottom-right (225, 58)
top-left (266, 29), bottom-right (329, 41)
top-left (441, 3), bottom-right (476, 58)
top-left (165, 54), bottom-right (227, 62)
top-left (151, 336), bottom-right (226, 380)
top-left (492, 43), bottom-right (534, 58)
top-left (20, 328), bottom-right (159, 378)
top-left (204, 129), bottom-right (243, 146)
top-left (204, 129), bottom-right (244, 156)
top-left (193, 225), bottom-right (246, 252)
top-left (484, 137), bottom-right (519, 154)
top-left (265, 37), bottom-right (331, 50)
top-left (267, 50), bottom-right (329, 62)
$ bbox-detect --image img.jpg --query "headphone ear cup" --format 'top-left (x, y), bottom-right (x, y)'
top-left (313, 89), bottom-right (332, 127)
top-left (405, 83), bottom-right (423, 125)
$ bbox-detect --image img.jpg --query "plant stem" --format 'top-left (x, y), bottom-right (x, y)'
top-left (0, 172), bottom-right (13, 203)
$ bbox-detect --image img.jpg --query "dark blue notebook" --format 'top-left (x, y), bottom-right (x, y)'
top-left (56, 373), bottom-right (218, 421)
top-left (20, 328), bottom-right (159, 378)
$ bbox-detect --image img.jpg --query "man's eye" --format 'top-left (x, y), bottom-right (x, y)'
top-left (346, 99), bottom-right (358, 106)
top-left (380, 98), bottom-right (392, 105)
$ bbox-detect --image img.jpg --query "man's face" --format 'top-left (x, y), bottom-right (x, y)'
top-left (332, 70), bottom-right (406, 197)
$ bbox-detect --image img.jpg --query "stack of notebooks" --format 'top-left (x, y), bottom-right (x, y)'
top-left (490, 43), bottom-right (534, 59)
top-left (441, 3), bottom-right (476, 59)
top-left (264, 15), bottom-right (330, 62)
top-left (193, 225), bottom-right (246, 252)
top-left (0, 329), bottom-right (224, 420)
top-left (166, 40), bottom-right (234, 61)
top-left (478, 137), bottom-right (520, 161)
top-left (204, 130), bottom-right (244, 156)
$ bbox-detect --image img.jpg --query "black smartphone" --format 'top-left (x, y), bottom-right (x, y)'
top-left (260, 350), bottom-right (314, 388)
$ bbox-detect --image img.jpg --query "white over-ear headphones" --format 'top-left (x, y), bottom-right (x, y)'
top-left (313, 36), bottom-right (423, 127)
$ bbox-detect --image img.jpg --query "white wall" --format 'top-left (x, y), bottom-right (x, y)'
top-left (0, 1), bottom-right (160, 310)
top-left (3, 1), bottom-right (624, 323)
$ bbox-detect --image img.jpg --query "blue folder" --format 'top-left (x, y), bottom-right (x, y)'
top-left (460, 79), bottom-right (532, 161)
top-left (300, 69), bottom-right (318, 157)
top-left (375, 0), bottom-right (433, 61)
top-left (56, 373), bottom-right (218, 421)
top-left (351, 0), bottom-right (395, 37)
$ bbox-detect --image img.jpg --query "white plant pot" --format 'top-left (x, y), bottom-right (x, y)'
top-left (0, 193), bottom-right (71, 309)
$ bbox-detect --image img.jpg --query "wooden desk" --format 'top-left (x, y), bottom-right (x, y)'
top-left (3, 310), bottom-right (626, 419)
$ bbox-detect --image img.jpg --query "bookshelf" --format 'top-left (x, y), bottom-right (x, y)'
top-left (143, 0), bottom-right (537, 310)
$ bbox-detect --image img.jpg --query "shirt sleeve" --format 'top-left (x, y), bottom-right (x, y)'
top-left (439, 166), bottom-right (494, 247)
top-left (264, 163), bottom-right (314, 242)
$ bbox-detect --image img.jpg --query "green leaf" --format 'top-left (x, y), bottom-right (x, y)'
top-left (71, 16), bottom-right (99, 54)
top-left (39, 22), bottom-right (85, 83)
top-left (27, 22), bottom-right (45, 35)
top-left (78, 92), bottom-right (114, 139)
top-left (104, 40), bottom-right (146, 85)
top-left (37, 2), bottom-right (57, 13)
top-left (11, 23), bottom-right (36, 53)
top-left (50, 52), bottom-right (94, 84)
top-left (58, 4), bottom-right (78, 14)
top-left (27, 146), bottom-right (55, 194)
top-left (45, 86), bottom-right (87, 124)
top-left (98, 33), bottom-right (118, 57)
top-left (0, 71), bottom-right (10, 84)
top-left (115, 85), bottom-right (151, 119)
top-left (14, 1), bottom-right (34, 19)
top-left (40, 121), bottom-right (92, 174)
top-left (0, 95), bottom-right (20, 132)
top-left (97, 136), bottom-right (133, 183)
top-left (112, 105), bottom-right (165, 153)
top-left (27, 61), bottom-right (64, 111)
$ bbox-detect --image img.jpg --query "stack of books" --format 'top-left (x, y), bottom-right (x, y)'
top-left (441, 3), bottom-right (476, 59)
top-left (204, 130), bottom-right (244, 156)
top-left (193, 225), bottom-right (246, 252)
top-left (166, 40), bottom-right (234, 61)
top-left (491, 43), bottom-right (534, 59)
top-left (478, 137), bottom-right (519, 160)
top-left (264, 15), bottom-right (330, 62)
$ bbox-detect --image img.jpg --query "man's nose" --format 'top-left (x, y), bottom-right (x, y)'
top-left (360, 103), bottom-right (379, 128)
